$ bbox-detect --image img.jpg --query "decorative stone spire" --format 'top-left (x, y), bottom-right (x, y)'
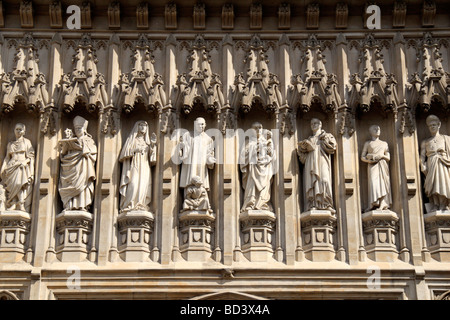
top-left (232, 34), bottom-right (282, 114)
top-left (56, 34), bottom-right (108, 113)
top-left (349, 33), bottom-right (399, 112)
top-left (116, 34), bottom-right (167, 114)
top-left (288, 34), bottom-right (341, 113)
top-left (0, 33), bottom-right (50, 114)
top-left (176, 34), bottom-right (224, 114)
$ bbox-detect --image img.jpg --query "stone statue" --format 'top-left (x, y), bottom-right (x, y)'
top-left (177, 117), bottom-right (216, 193)
top-left (0, 184), bottom-right (5, 211)
top-left (119, 121), bottom-right (157, 213)
top-left (361, 125), bottom-right (392, 212)
top-left (240, 122), bottom-right (276, 213)
top-left (0, 123), bottom-right (35, 212)
top-left (420, 114), bottom-right (450, 212)
top-left (58, 116), bottom-right (97, 212)
top-left (297, 118), bottom-right (336, 213)
top-left (182, 176), bottom-right (212, 213)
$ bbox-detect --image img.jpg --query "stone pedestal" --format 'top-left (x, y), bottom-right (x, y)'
top-left (362, 210), bottom-right (399, 262)
top-left (240, 210), bottom-right (276, 262)
top-left (55, 210), bottom-right (93, 262)
top-left (0, 211), bottom-right (31, 262)
top-left (179, 210), bottom-right (215, 261)
top-left (424, 210), bottom-right (450, 262)
top-left (117, 210), bottom-right (154, 262)
top-left (300, 210), bottom-right (336, 262)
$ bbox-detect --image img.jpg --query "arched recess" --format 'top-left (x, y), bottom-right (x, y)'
top-left (0, 290), bottom-right (20, 300)
top-left (52, 34), bottom-right (106, 263)
top-left (173, 34), bottom-right (224, 262)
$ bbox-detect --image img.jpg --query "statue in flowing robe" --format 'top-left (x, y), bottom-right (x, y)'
top-left (177, 117), bottom-right (216, 196)
top-left (420, 115), bottom-right (450, 212)
top-left (0, 123), bottom-right (34, 212)
top-left (361, 125), bottom-right (392, 212)
top-left (297, 118), bottom-right (336, 213)
top-left (240, 122), bottom-right (276, 212)
top-left (119, 121), bottom-right (156, 213)
top-left (58, 116), bottom-right (97, 212)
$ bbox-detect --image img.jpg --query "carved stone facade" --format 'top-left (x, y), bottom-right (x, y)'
top-left (0, 0), bottom-right (450, 300)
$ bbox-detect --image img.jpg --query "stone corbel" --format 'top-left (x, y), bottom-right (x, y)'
top-left (49, 1), bottom-right (63, 28)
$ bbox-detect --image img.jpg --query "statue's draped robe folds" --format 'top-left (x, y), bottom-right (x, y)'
top-left (364, 140), bottom-right (392, 209)
top-left (240, 134), bottom-right (276, 212)
top-left (298, 130), bottom-right (336, 211)
top-left (422, 134), bottom-right (450, 203)
top-left (59, 135), bottom-right (97, 210)
top-left (178, 131), bottom-right (215, 190)
top-left (119, 122), bottom-right (156, 213)
top-left (0, 137), bottom-right (35, 210)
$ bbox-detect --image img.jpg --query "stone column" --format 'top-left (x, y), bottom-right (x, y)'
top-left (97, 34), bottom-right (121, 265)
top-left (36, 33), bottom-right (63, 265)
top-left (393, 32), bottom-right (426, 265)
top-left (334, 33), bottom-right (363, 264)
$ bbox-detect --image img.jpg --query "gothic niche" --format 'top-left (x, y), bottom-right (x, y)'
top-left (289, 34), bottom-right (340, 262)
top-left (409, 33), bottom-right (450, 262)
top-left (115, 34), bottom-right (164, 262)
top-left (174, 35), bottom-right (224, 262)
top-left (350, 33), bottom-right (400, 261)
top-left (53, 34), bottom-right (104, 263)
top-left (0, 33), bottom-right (45, 263)
top-left (232, 34), bottom-right (280, 262)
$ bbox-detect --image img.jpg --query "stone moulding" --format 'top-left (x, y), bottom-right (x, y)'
top-left (424, 210), bottom-right (450, 262)
top-left (0, 210), bottom-right (31, 263)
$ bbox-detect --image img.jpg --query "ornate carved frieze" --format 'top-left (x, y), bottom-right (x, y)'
top-left (407, 33), bottom-right (450, 112)
top-left (349, 34), bottom-right (399, 113)
top-left (176, 35), bottom-right (224, 114)
top-left (232, 34), bottom-right (282, 115)
top-left (288, 35), bottom-right (341, 114)
top-left (56, 34), bottom-right (108, 114)
top-left (0, 33), bottom-right (50, 114)
top-left (116, 34), bottom-right (167, 115)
